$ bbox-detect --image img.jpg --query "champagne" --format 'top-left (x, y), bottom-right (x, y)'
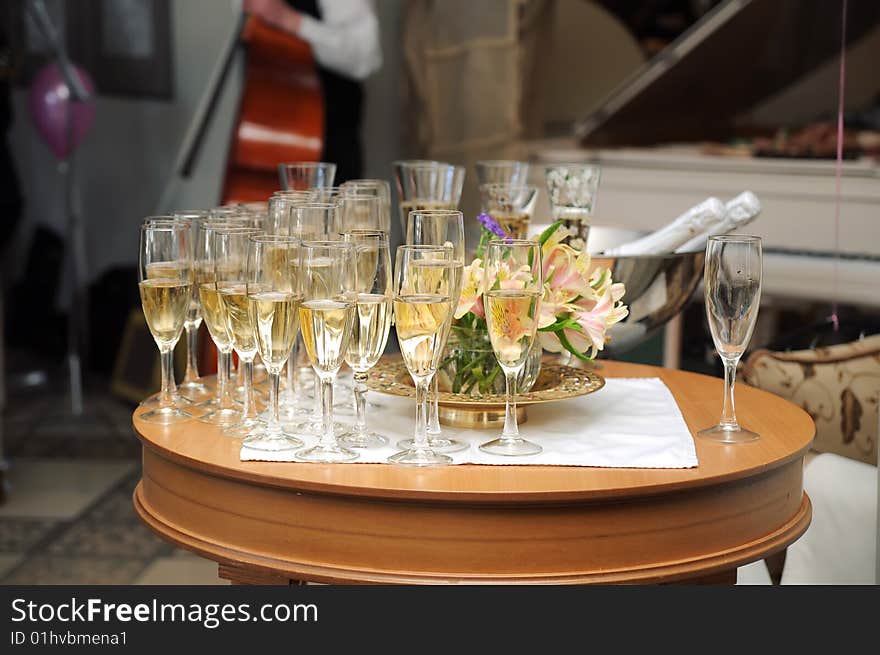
top-left (139, 278), bottom-right (191, 347)
top-left (299, 299), bottom-right (356, 373)
top-left (485, 289), bottom-right (540, 369)
top-left (218, 283), bottom-right (258, 356)
top-left (345, 293), bottom-right (392, 372)
top-left (492, 212), bottom-right (530, 239)
top-left (198, 283), bottom-right (232, 351)
top-left (292, 256), bottom-right (334, 299)
top-left (393, 294), bottom-right (452, 378)
top-left (248, 289), bottom-right (302, 371)
top-left (405, 259), bottom-right (463, 300)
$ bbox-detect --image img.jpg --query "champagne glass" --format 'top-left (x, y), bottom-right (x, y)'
top-left (339, 179), bottom-right (392, 228)
top-left (698, 236), bottom-right (763, 443)
top-left (392, 160), bottom-right (465, 234)
top-left (215, 227), bottom-right (265, 436)
top-left (339, 230), bottom-right (393, 449)
top-left (244, 234), bottom-right (304, 450)
top-left (296, 241), bottom-right (359, 463)
top-left (475, 160), bottom-right (530, 186)
top-left (401, 209), bottom-right (467, 453)
top-left (172, 210), bottom-right (213, 402)
top-left (137, 221), bottom-right (193, 424)
top-left (278, 162), bottom-right (336, 191)
top-left (479, 239), bottom-right (543, 456)
top-left (266, 193), bottom-right (310, 235)
top-left (389, 244), bottom-right (455, 466)
top-left (338, 195), bottom-right (390, 233)
top-left (479, 184), bottom-right (539, 240)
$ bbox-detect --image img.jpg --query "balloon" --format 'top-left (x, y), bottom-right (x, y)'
top-left (28, 62), bottom-right (96, 160)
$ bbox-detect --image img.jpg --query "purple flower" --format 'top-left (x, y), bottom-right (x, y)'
top-left (477, 212), bottom-right (505, 237)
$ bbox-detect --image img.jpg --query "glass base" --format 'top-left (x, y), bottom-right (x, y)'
top-left (140, 392), bottom-right (193, 408)
top-left (296, 444), bottom-right (358, 463)
top-left (397, 436), bottom-right (469, 453)
top-left (177, 380), bottom-right (214, 403)
top-left (138, 406), bottom-right (192, 425)
top-left (388, 447), bottom-right (452, 467)
top-left (697, 424), bottom-right (760, 443)
top-left (223, 417), bottom-right (266, 439)
top-left (479, 436), bottom-right (542, 456)
top-left (243, 432), bottom-right (303, 452)
top-left (197, 407), bottom-right (241, 428)
top-left (339, 430), bottom-right (389, 449)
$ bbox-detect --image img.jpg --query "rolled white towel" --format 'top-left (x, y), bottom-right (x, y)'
top-left (602, 197), bottom-right (726, 256)
top-left (675, 191), bottom-right (762, 253)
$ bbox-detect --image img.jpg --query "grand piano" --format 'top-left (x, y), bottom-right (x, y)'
top-left (523, 0), bottom-right (880, 315)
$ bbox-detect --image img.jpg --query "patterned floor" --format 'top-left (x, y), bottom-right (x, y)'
top-left (0, 376), bottom-right (225, 585)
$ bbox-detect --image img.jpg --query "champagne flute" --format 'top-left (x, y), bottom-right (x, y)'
top-left (278, 162), bottom-right (336, 191)
top-left (391, 160), bottom-right (465, 234)
top-left (698, 236), bottom-right (763, 443)
top-left (215, 227), bottom-right (265, 437)
top-left (339, 230), bottom-right (393, 449)
top-left (389, 244), bottom-right (455, 466)
top-left (475, 160), bottom-right (530, 186)
top-left (195, 222), bottom-right (244, 426)
top-left (244, 234), bottom-right (304, 450)
top-left (296, 241), bottom-right (359, 463)
top-left (338, 195), bottom-right (390, 233)
top-left (401, 209), bottom-right (467, 453)
top-left (266, 194), bottom-right (309, 235)
top-left (479, 239), bottom-right (543, 456)
top-left (137, 221), bottom-right (193, 424)
top-left (339, 180), bottom-right (392, 229)
top-left (172, 210), bottom-right (213, 402)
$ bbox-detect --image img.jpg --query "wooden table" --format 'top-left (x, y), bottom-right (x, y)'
top-left (133, 360), bottom-right (814, 585)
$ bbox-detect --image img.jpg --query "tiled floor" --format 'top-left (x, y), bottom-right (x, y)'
top-left (0, 374), bottom-right (226, 585)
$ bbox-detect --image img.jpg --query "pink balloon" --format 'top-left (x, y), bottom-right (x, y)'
top-left (28, 62), bottom-right (96, 160)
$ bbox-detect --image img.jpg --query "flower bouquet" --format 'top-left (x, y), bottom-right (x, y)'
top-left (438, 213), bottom-right (629, 397)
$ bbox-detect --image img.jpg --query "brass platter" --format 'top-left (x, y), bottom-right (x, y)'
top-left (367, 358), bottom-right (605, 428)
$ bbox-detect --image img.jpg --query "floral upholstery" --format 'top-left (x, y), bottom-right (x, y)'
top-left (741, 334), bottom-right (880, 465)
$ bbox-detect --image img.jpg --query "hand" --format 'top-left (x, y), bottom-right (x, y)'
top-left (243, 0), bottom-right (301, 32)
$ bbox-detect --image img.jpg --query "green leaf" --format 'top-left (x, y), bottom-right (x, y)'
top-left (558, 329), bottom-right (594, 362)
top-left (537, 220), bottom-right (564, 246)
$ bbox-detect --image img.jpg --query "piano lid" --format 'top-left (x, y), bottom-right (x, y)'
top-left (576, 0), bottom-right (880, 147)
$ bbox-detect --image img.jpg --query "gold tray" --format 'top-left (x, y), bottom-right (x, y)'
top-left (367, 358), bottom-right (605, 428)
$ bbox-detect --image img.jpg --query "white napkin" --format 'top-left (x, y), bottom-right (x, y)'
top-left (240, 378), bottom-right (699, 468)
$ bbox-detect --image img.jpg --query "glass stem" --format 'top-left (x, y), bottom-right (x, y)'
top-left (312, 370), bottom-right (321, 418)
top-left (319, 373), bottom-right (336, 448)
top-left (240, 358), bottom-right (257, 419)
top-left (218, 349), bottom-right (234, 410)
top-left (501, 367), bottom-right (519, 439)
top-left (284, 339), bottom-right (298, 404)
top-left (720, 357), bottom-right (739, 427)
top-left (413, 376), bottom-right (430, 450)
top-left (267, 370), bottom-right (281, 436)
top-left (183, 323), bottom-right (199, 382)
top-left (353, 371), bottom-right (368, 436)
top-left (427, 375), bottom-right (441, 435)
top-left (159, 345), bottom-right (175, 408)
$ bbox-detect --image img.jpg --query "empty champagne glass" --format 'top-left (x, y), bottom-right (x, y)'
top-left (215, 227), bottom-right (265, 437)
top-left (480, 239), bottom-right (543, 456)
top-left (137, 220), bottom-right (193, 424)
top-left (172, 210), bottom-right (213, 402)
top-left (479, 184), bottom-right (539, 239)
top-left (338, 195), bottom-right (390, 233)
top-left (339, 230), bottom-right (393, 449)
top-left (278, 161), bottom-right (337, 191)
top-left (340, 179), bottom-right (392, 228)
top-left (401, 209), bottom-right (467, 453)
top-left (296, 241), bottom-right (359, 462)
top-left (392, 160), bottom-right (465, 234)
top-left (698, 235), bottom-right (763, 443)
top-left (389, 244), bottom-right (456, 466)
top-left (244, 234), bottom-right (304, 450)
top-left (475, 160), bottom-right (530, 186)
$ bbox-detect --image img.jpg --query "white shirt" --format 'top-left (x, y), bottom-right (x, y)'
top-left (296, 0), bottom-right (382, 81)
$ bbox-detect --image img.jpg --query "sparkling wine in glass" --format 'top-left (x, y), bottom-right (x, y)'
top-left (402, 209), bottom-right (467, 453)
top-left (295, 241), bottom-right (359, 462)
top-left (339, 230), bottom-right (393, 449)
top-left (244, 234), bottom-right (304, 451)
top-left (480, 239), bottom-right (543, 456)
top-left (137, 220), bottom-right (193, 425)
top-left (388, 244), bottom-right (455, 466)
top-left (698, 235), bottom-right (762, 443)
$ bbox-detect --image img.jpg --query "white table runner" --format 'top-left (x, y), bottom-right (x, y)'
top-left (240, 377), bottom-right (699, 468)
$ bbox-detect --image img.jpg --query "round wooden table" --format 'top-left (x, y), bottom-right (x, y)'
top-left (133, 360), bottom-right (814, 585)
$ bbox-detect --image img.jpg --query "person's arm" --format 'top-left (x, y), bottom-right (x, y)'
top-left (244, 0), bottom-right (381, 81)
